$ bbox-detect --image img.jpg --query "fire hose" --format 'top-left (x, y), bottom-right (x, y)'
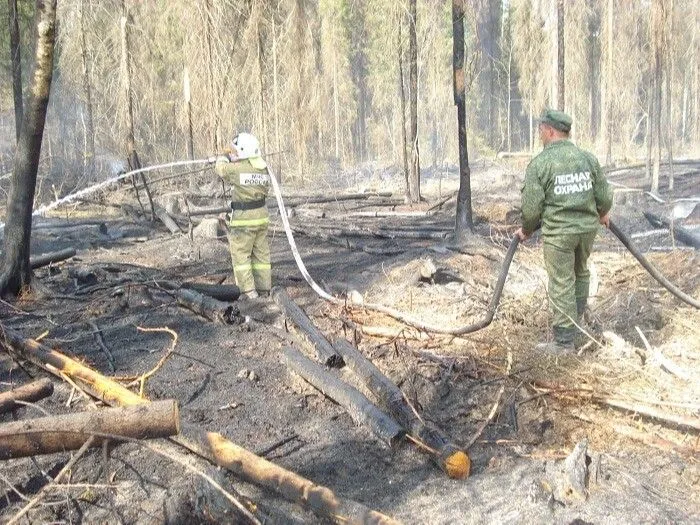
top-left (268, 168), bottom-right (699, 335)
top-left (12, 158), bottom-right (696, 335)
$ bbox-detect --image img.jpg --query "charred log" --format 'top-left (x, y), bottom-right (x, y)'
top-left (282, 346), bottom-right (404, 447)
top-left (272, 287), bottom-right (342, 367)
top-left (333, 339), bottom-right (470, 479)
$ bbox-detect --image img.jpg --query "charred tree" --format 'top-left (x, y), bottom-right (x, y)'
top-left (407, 0), bottom-right (421, 202)
top-left (0, 0), bottom-right (57, 297)
top-left (453, 0), bottom-right (474, 236)
top-left (8, 0), bottom-right (23, 142)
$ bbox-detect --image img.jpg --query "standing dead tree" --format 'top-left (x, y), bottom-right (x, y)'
top-left (407, 0), bottom-right (421, 203)
top-left (120, 1), bottom-right (155, 220)
top-left (453, 0), bottom-right (474, 237)
top-left (0, 0), bottom-right (57, 297)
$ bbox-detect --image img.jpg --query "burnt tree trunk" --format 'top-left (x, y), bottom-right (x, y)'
top-left (29, 247), bottom-right (76, 269)
top-left (0, 0), bottom-right (57, 297)
top-left (272, 287), bottom-right (342, 367)
top-left (333, 339), bottom-right (470, 479)
top-left (453, 0), bottom-right (474, 237)
top-left (282, 346), bottom-right (404, 447)
top-left (407, 0), bottom-right (421, 202)
top-left (8, 0), bottom-right (23, 142)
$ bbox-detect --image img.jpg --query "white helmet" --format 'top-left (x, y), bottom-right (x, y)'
top-left (231, 132), bottom-right (260, 159)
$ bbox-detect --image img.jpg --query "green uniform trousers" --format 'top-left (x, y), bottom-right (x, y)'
top-left (227, 226), bottom-right (271, 294)
top-left (543, 230), bottom-right (597, 333)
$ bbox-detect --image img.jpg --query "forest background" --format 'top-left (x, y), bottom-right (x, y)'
top-left (0, 0), bottom-right (698, 204)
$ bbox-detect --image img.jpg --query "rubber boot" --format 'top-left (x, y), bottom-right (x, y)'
top-left (536, 326), bottom-right (575, 355)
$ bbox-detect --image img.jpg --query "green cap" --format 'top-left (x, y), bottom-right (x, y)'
top-left (539, 109), bottom-right (572, 132)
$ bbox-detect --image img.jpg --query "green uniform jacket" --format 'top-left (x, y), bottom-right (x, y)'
top-left (521, 139), bottom-right (613, 236)
top-left (215, 157), bottom-right (270, 228)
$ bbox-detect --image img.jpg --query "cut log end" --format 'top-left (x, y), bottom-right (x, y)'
top-left (443, 450), bottom-right (471, 479)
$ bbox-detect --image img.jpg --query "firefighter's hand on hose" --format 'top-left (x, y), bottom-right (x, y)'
top-left (599, 212), bottom-right (610, 228)
top-left (515, 227), bottom-right (530, 241)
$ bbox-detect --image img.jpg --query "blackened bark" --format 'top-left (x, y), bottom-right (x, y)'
top-left (8, 0), bottom-right (23, 142)
top-left (407, 0), bottom-right (420, 202)
top-left (0, 0), bottom-right (57, 297)
top-left (453, 0), bottom-right (473, 235)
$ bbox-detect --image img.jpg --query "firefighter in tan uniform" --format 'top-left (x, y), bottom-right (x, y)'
top-left (215, 133), bottom-right (271, 299)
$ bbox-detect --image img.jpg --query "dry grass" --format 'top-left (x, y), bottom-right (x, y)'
top-left (338, 235), bottom-right (700, 460)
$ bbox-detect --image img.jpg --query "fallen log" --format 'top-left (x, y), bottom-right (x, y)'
top-left (0, 399), bottom-right (179, 459)
top-left (285, 228), bottom-right (404, 256)
top-left (272, 287), bottom-right (343, 367)
top-left (643, 211), bottom-right (700, 249)
top-left (29, 248), bottom-right (76, 269)
top-left (282, 346), bottom-right (404, 447)
top-left (1, 326), bottom-right (146, 406)
top-left (172, 287), bottom-right (240, 324)
top-left (182, 282), bottom-right (241, 302)
top-left (176, 425), bottom-right (401, 525)
top-left (154, 204), bottom-right (182, 234)
top-left (284, 192), bottom-right (393, 207)
top-left (339, 211), bottom-right (430, 219)
top-left (0, 378), bottom-right (54, 414)
top-left (0, 327), bottom-right (401, 525)
top-left (333, 339), bottom-right (470, 479)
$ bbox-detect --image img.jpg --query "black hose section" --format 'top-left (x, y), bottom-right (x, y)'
top-left (451, 235), bottom-right (521, 335)
top-left (609, 219), bottom-right (700, 309)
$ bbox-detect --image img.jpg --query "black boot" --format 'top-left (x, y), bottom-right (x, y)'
top-left (536, 326), bottom-right (575, 354)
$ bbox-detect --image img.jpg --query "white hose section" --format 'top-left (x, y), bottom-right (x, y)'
top-left (268, 168), bottom-right (341, 305)
top-left (0, 159), bottom-right (211, 231)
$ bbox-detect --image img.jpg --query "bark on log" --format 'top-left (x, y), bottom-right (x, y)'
top-left (29, 248), bottom-right (76, 269)
top-left (0, 378), bottom-right (54, 414)
top-left (333, 339), bottom-right (470, 479)
top-left (282, 346), bottom-right (404, 447)
top-left (154, 205), bottom-right (182, 234)
top-left (175, 425), bottom-right (401, 525)
top-left (173, 287), bottom-right (240, 324)
top-left (0, 399), bottom-right (179, 459)
top-left (272, 287), bottom-right (343, 367)
top-left (642, 211), bottom-right (700, 249)
top-left (0, 327), bottom-right (401, 525)
top-left (1, 325), bottom-right (146, 406)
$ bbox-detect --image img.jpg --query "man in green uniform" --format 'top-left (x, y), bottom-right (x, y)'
top-left (516, 110), bottom-right (613, 352)
top-left (215, 132), bottom-right (271, 299)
